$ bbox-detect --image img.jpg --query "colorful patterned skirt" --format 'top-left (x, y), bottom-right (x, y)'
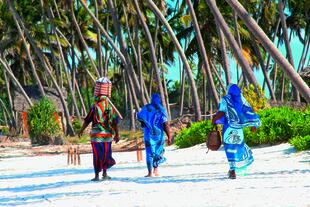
top-left (223, 126), bottom-right (254, 170)
top-left (91, 142), bottom-right (115, 174)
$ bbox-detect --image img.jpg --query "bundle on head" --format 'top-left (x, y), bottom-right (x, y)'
top-left (94, 77), bottom-right (112, 98)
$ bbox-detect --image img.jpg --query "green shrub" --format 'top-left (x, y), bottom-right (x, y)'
top-left (72, 118), bottom-right (83, 134)
top-left (28, 97), bottom-right (62, 145)
top-left (0, 126), bottom-right (9, 135)
top-left (174, 120), bottom-right (213, 148)
top-left (174, 106), bottom-right (310, 150)
top-left (289, 135), bottom-right (310, 151)
top-left (244, 106), bottom-right (310, 147)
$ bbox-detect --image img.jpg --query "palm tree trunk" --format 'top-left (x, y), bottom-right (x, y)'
top-left (3, 71), bottom-right (16, 126)
top-left (8, 1), bottom-right (75, 135)
top-left (0, 55), bottom-right (33, 107)
top-left (94, 0), bottom-right (103, 76)
top-left (123, 5), bottom-right (138, 63)
top-left (125, 75), bottom-right (135, 131)
top-left (54, 21), bottom-right (82, 121)
top-left (280, 71), bottom-right (285, 102)
top-left (224, 0), bottom-right (310, 102)
top-left (263, 18), bottom-right (281, 90)
top-left (74, 79), bottom-right (87, 117)
top-left (14, 2), bottom-right (45, 96)
top-left (206, 0), bottom-right (260, 92)
top-left (85, 72), bottom-right (92, 111)
top-left (55, 28), bottom-right (97, 83)
top-left (47, 8), bottom-right (64, 87)
top-left (134, 17), bottom-right (144, 103)
top-left (186, 0), bottom-right (219, 106)
top-left (251, 36), bottom-right (276, 100)
top-left (69, 0), bottom-right (99, 77)
top-left (148, 19), bottom-right (159, 97)
top-left (147, 0), bottom-right (202, 121)
top-left (278, 1), bottom-right (295, 67)
top-left (159, 48), bottom-right (171, 119)
top-left (78, 0), bottom-right (128, 70)
top-left (0, 99), bottom-right (10, 126)
top-left (107, 0), bottom-right (145, 106)
top-left (179, 63), bottom-right (186, 117)
top-left (233, 10), bottom-right (248, 87)
top-left (133, 0), bottom-right (166, 109)
top-left (210, 61), bottom-right (226, 94)
top-left (126, 69), bottom-right (140, 111)
top-left (216, 22), bottom-right (230, 85)
top-left (278, 0), bottom-right (299, 102)
top-left (297, 30), bottom-right (309, 73)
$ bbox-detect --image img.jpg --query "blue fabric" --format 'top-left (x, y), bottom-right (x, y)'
top-left (137, 93), bottom-right (168, 171)
top-left (215, 84), bottom-right (260, 170)
top-left (215, 84), bottom-right (261, 128)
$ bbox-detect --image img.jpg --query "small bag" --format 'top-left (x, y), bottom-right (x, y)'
top-left (206, 125), bottom-right (222, 153)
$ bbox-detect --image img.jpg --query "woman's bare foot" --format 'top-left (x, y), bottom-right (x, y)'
top-left (153, 168), bottom-right (160, 176)
top-left (145, 172), bottom-right (153, 177)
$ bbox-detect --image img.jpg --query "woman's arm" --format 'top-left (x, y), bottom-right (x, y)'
top-left (163, 122), bottom-right (172, 146)
top-left (212, 112), bottom-right (225, 125)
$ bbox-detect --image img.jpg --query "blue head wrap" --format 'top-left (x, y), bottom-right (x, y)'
top-left (151, 93), bottom-right (161, 108)
top-left (227, 84), bottom-right (243, 111)
top-left (216, 84), bottom-right (261, 128)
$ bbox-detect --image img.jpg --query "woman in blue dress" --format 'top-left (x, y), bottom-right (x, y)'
top-left (212, 84), bottom-right (261, 179)
top-left (137, 93), bottom-right (172, 177)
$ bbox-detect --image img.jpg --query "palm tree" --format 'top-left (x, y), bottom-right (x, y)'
top-left (186, 0), bottom-right (219, 106)
top-left (205, 0), bottom-right (260, 92)
top-left (7, 0), bottom-right (75, 135)
top-left (68, 0), bottom-right (99, 78)
top-left (146, 0), bottom-right (202, 120)
top-left (225, 0), bottom-right (310, 102)
top-left (132, 0), bottom-right (167, 111)
top-left (0, 55), bottom-right (33, 107)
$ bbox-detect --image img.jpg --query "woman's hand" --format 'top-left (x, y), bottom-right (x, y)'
top-left (113, 134), bottom-right (120, 143)
top-left (78, 130), bottom-right (83, 138)
top-left (167, 137), bottom-right (172, 146)
top-left (212, 112), bottom-right (224, 125)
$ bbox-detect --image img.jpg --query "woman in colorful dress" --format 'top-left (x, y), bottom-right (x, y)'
top-left (79, 77), bottom-right (119, 181)
top-left (212, 84), bottom-right (260, 179)
top-left (137, 93), bottom-right (172, 177)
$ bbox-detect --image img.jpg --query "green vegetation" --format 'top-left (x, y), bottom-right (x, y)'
top-left (72, 118), bottom-right (83, 134)
top-left (289, 135), bottom-right (310, 151)
top-left (244, 106), bottom-right (310, 149)
top-left (175, 106), bottom-right (310, 151)
top-left (27, 97), bottom-right (62, 145)
top-left (242, 84), bottom-right (267, 112)
top-left (0, 125), bottom-right (9, 135)
top-left (174, 120), bottom-right (214, 148)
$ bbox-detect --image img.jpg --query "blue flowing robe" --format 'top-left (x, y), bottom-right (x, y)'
top-left (216, 85), bottom-right (261, 171)
top-left (137, 104), bottom-right (168, 172)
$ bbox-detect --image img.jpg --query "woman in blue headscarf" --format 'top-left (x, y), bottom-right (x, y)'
top-left (137, 93), bottom-right (172, 177)
top-left (212, 84), bottom-right (261, 179)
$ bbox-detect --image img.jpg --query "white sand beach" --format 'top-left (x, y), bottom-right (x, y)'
top-left (0, 143), bottom-right (309, 207)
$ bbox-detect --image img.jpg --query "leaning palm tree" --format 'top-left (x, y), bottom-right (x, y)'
top-left (146, 0), bottom-right (202, 121)
top-left (132, 0), bottom-right (167, 111)
top-left (205, 0), bottom-right (260, 93)
top-left (185, 0), bottom-right (219, 106)
top-left (224, 0), bottom-right (310, 102)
